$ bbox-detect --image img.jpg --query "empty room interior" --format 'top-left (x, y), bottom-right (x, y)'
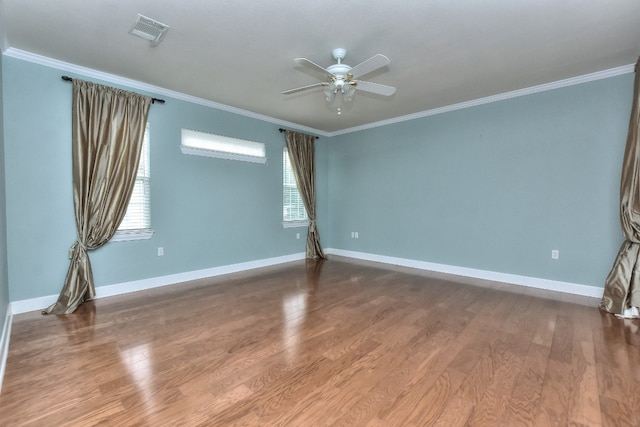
top-left (0, 1), bottom-right (640, 425)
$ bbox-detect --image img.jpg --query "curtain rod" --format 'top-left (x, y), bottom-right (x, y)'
top-left (278, 128), bottom-right (319, 139)
top-left (61, 76), bottom-right (166, 104)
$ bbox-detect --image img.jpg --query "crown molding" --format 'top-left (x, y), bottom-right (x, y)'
top-left (3, 47), bottom-right (633, 138)
top-left (3, 48), bottom-right (330, 137)
top-left (329, 63), bottom-right (635, 136)
top-left (0, 2), bottom-right (8, 53)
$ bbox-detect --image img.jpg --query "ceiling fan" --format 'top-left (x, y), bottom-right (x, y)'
top-left (282, 48), bottom-right (396, 114)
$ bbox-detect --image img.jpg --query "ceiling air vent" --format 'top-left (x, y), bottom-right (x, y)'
top-left (129, 14), bottom-right (169, 47)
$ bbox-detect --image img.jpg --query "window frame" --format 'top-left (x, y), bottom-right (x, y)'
top-left (282, 146), bottom-right (309, 228)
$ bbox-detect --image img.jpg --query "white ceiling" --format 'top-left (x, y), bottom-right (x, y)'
top-left (1, 0), bottom-right (640, 134)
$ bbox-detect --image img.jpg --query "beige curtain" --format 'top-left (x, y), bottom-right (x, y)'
top-left (601, 57), bottom-right (640, 317)
top-left (44, 79), bottom-right (151, 314)
top-left (285, 131), bottom-right (326, 259)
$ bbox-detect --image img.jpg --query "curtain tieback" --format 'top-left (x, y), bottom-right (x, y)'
top-left (309, 220), bottom-right (317, 233)
top-left (68, 241), bottom-right (88, 259)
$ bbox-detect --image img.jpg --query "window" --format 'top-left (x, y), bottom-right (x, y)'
top-left (283, 147), bottom-right (308, 227)
top-left (113, 123), bottom-right (152, 241)
top-left (181, 128), bottom-right (266, 164)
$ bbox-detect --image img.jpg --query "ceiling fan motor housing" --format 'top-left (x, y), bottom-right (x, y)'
top-left (327, 63), bottom-right (351, 78)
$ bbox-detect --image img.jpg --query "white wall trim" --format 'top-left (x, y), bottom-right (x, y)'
top-left (325, 248), bottom-right (604, 298)
top-left (10, 252), bottom-right (306, 315)
top-left (0, 1), bottom-right (8, 53)
top-left (8, 248), bottom-right (605, 313)
top-left (3, 47), bottom-right (634, 138)
top-left (0, 308), bottom-right (12, 393)
top-left (2, 48), bottom-right (329, 138)
top-left (329, 63), bottom-right (636, 136)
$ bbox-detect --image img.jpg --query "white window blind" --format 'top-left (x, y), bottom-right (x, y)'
top-left (181, 128), bottom-right (266, 164)
top-left (283, 147), bottom-right (308, 224)
top-left (118, 123), bottom-right (151, 233)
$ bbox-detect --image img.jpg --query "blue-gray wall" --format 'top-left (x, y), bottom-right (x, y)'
top-left (0, 54), bottom-right (632, 305)
top-left (327, 75), bottom-right (631, 286)
top-left (3, 56), bottom-right (308, 301)
top-left (0, 54), bottom-right (9, 324)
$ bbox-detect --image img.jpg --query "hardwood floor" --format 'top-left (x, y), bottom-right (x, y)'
top-left (1, 257), bottom-right (638, 426)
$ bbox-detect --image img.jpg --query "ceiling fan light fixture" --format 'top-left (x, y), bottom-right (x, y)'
top-left (342, 83), bottom-right (356, 102)
top-left (323, 82), bottom-right (337, 102)
top-left (324, 77), bottom-right (356, 114)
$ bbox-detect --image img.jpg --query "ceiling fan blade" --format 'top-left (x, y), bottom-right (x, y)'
top-left (349, 54), bottom-right (390, 79)
top-left (293, 58), bottom-right (331, 78)
top-left (282, 82), bottom-right (325, 95)
top-left (355, 80), bottom-right (396, 96)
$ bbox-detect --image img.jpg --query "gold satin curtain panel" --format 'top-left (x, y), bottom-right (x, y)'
top-left (45, 79), bottom-right (151, 315)
top-left (285, 131), bottom-right (326, 260)
top-left (601, 57), bottom-right (640, 317)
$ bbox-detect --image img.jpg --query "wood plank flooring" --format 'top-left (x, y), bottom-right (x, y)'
top-left (0, 257), bottom-right (638, 426)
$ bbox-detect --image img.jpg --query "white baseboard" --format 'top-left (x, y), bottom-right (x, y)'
top-left (0, 307), bottom-right (12, 393)
top-left (10, 249), bottom-right (603, 315)
top-left (10, 294), bottom-right (57, 316)
top-left (325, 248), bottom-right (604, 298)
top-left (10, 252), bottom-right (306, 315)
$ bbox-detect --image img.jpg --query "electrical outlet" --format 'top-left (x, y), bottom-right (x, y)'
top-left (158, 247), bottom-right (164, 256)
top-left (551, 249), bottom-right (559, 260)
top-left (354, 232), bottom-right (359, 239)
top-left (351, 232), bottom-right (355, 238)
top-left (296, 232), bottom-right (300, 240)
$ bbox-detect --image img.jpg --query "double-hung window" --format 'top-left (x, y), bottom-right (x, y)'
top-left (282, 147), bottom-right (308, 227)
top-left (113, 123), bottom-right (152, 241)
